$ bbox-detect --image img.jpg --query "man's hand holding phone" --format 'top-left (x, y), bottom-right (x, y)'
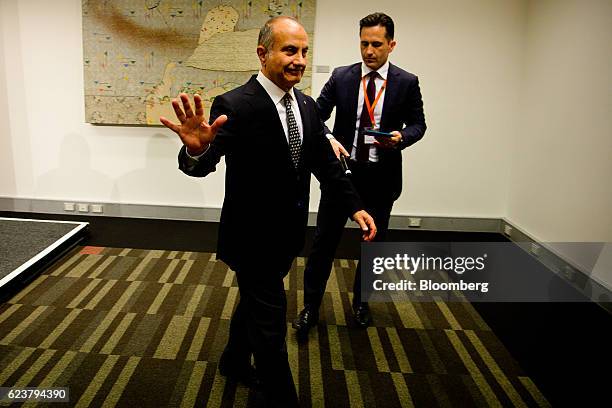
top-left (365, 129), bottom-right (401, 149)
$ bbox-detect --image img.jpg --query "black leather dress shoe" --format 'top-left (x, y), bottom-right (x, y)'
top-left (353, 303), bottom-right (372, 328)
top-left (218, 352), bottom-right (260, 387)
top-left (292, 306), bottom-right (319, 335)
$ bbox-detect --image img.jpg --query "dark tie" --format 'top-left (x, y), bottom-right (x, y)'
top-left (283, 93), bottom-right (302, 168)
top-left (356, 71), bottom-right (377, 162)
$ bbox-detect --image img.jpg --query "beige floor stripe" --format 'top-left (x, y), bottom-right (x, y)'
top-left (297, 290), bottom-right (305, 315)
top-left (113, 281), bottom-right (142, 312)
top-left (80, 309), bottom-right (121, 353)
top-left (67, 279), bottom-right (102, 309)
top-left (84, 279), bottom-right (117, 310)
top-left (1, 305), bottom-right (48, 345)
top-left (39, 309), bottom-right (82, 349)
top-left (221, 287), bottom-right (239, 320)
top-left (65, 255), bottom-right (102, 278)
top-left (465, 330), bottom-right (527, 407)
top-left (445, 329), bottom-right (501, 407)
top-left (391, 372), bottom-right (415, 408)
top-left (126, 253), bottom-right (155, 282)
top-left (394, 302), bottom-right (425, 329)
top-left (118, 248), bottom-right (132, 257)
top-left (330, 291), bottom-right (346, 325)
top-left (14, 349), bottom-right (56, 387)
top-left (0, 347), bottom-right (36, 385)
top-left (206, 372), bottom-right (226, 408)
top-left (102, 356), bottom-right (141, 406)
top-left (367, 327), bottom-right (390, 372)
top-left (154, 315), bottom-right (193, 360)
top-left (327, 325), bottom-right (344, 371)
top-left (159, 259), bottom-right (181, 283)
top-left (186, 317), bottom-right (211, 361)
top-left (180, 251), bottom-right (193, 261)
top-left (38, 350), bottom-right (79, 387)
top-left (308, 327), bottom-right (325, 407)
top-left (416, 330), bottom-right (447, 374)
top-left (518, 376), bottom-right (552, 408)
top-left (221, 266), bottom-right (234, 287)
top-left (0, 304), bottom-right (22, 325)
top-left (74, 354), bottom-right (120, 408)
top-left (233, 385), bottom-right (250, 408)
top-left (50, 253), bottom-right (82, 277)
top-left (100, 312), bottom-right (137, 355)
top-left (461, 301), bottom-right (492, 331)
top-left (344, 370), bottom-right (363, 408)
top-left (180, 361), bottom-right (207, 408)
top-left (435, 299), bottom-right (462, 330)
top-left (175, 260), bottom-right (195, 284)
top-left (88, 255), bottom-right (116, 279)
top-left (147, 283), bottom-right (173, 315)
top-left (21, 351), bottom-right (79, 407)
top-left (287, 323), bottom-right (299, 393)
top-left (386, 327), bottom-right (413, 373)
top-left (9, 275), bottom-right (47, 303)
top-left (327, 266), bottom-right (340, 293)
top-left (184, 285), bottom-right (206, 317)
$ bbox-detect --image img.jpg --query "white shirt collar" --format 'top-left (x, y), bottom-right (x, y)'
top-left (256, 71), bottom-right (296, 106)
top-left (361, 60), bottom-right (390, 80)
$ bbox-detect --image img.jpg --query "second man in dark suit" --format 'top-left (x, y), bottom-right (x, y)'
top-left (294, 12), bottom-right (427, 333)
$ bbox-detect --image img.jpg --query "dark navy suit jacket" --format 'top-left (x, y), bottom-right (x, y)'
top-left (316, 62), bottom-right (427, 201)
top-left (178, 76), bottom-right (363, 272)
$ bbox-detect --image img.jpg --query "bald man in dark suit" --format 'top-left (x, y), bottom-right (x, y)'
top-left (161, 16), bottom-right (376, 408)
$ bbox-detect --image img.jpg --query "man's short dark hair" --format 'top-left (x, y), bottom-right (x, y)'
top-left (359, 12), bottom-right (394, 40)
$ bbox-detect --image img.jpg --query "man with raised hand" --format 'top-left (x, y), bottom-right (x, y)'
top-left (160, 16), bottom-right (376, 407)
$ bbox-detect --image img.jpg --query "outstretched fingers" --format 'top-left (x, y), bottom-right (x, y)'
top-left (159, 116), bottom-right (180, 133)
top-left (194, 94), bottom-right (204, 117)
top-left (180, 93), bottom-right (195, 118)
top-left (209, 114), bottom-right (228, 134)
top-left (171, 98), bottom-right (187, 123)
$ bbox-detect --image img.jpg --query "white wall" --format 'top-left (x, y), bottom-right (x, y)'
top-left (0, 1), bottom-right (18, 196)
top-left (0, 0), bottom-right (524, 218)
top-left (1, 0), bottom-right (610, 244)
top-left (313, 0), bottom-right (525, 217)
top-left (507, 0), bottom-right (612, 242)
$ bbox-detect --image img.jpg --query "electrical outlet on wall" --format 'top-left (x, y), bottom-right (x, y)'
top-left (64, 202), bottom-right (75, 211)
top-left (408, 217), bottom-right (422, 227)
top-left (91, 204), bottom-right (104, 213)
top-left (78, 203), bottom-right (89, 213)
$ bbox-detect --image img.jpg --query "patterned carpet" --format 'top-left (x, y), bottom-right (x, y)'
top-left (0, 246), bottom-right (551, 407)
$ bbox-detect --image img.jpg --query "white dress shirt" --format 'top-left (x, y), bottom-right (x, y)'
top-left (256, 71), bottom-right (304, 144)
top-left (350, 60), bottom-right (389, 162)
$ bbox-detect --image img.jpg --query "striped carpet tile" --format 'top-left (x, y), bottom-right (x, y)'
top-left (0, 246), bottom-right (551, 407)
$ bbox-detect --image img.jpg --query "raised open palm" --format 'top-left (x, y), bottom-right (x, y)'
top-left (160, 93), bottom-right (227, 155)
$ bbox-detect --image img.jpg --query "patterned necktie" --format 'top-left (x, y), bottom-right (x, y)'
top-left (283, 93), bottom-right (302, 168)
top-left (356, 71), bottom-right (377, 162)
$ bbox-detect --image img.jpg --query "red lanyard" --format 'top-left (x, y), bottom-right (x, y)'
top-left (362, 76), bottom-right (387, 128)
